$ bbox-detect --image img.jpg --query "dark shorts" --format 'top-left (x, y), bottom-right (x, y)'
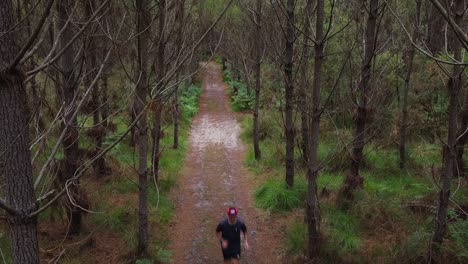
top-left (222, 251), bottom-right (241, 260)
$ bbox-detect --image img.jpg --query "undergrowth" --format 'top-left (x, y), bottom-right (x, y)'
top-left (230, 89), bottom-right (467, 262)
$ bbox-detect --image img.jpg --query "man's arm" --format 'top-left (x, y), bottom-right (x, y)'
top-left (216, 227), bottom-right (228, 249)
top-left (242, 224), bottom-right (249, 250)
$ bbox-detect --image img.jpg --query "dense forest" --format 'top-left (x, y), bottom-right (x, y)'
top-left (0, 0), bottom-right (467, 263)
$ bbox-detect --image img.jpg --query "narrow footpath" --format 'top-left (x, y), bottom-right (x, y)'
top-left (168, 62), bottom-right (283, 263)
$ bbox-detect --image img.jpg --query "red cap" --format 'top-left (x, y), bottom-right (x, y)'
top-left (227, 207), bottom-right (238, 216)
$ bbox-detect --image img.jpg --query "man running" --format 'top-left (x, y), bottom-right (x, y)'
top-left (216, 207), bottom-right (249, 263)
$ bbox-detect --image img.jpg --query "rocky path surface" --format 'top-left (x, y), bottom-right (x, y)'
top-left (168, 62), bottom-right (283, 264)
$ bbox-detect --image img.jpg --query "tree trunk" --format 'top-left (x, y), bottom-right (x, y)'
top-left (173, 84), bottom-right (180, 149)
top-left (456, 87), bottom-right (468, 177)
top-left (341, 0), bottom-right (379, 200)
top-left (173, 0), bottom-right (185, 149)
top-left (399, 47), bottom-right (415, 169)
top-left (399, 0), bottom-right (421, 169)
top-left (427, 0), bottom-right (445, 53)
top-left (253, 0), bottom-right (262, 161)
top-left (299, 0), bottom-right (313, 166)
top-left (101, 74), bottom-right (109, 127)
top-left (57, 0), bottom-right (82, 235)
top-left (0, 1), bottom-right (39, 263)
top-left (85, 0), bottom-right (107, 176)
top-left (152, 108), bottom-right (162, 182)
top-left (284, 0), bottom-right (295, 188)
top-left (135, 0), bottom-right (151, 255)
top-left (432, 0), bottom-right (464, 253)
top-left (307, 0), bottom-right (324, 258)
top-left (152, 0), bottom-right (167, 183)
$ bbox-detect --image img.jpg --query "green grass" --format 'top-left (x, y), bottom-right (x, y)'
top-left (0, 231), bottom-right (11, 264)
top-left (363, 172), bottom-right (433, 200)
top-left (322, 205), bottom-right (362, 257)
top-left (286, 221), bottom-right (307, 256)
top-left (148, 187), bottom-right (174, 225)
top-left (91, 205), bottom-right (132, 233)
top-left (104, 179), bottom-right (138, 194)
top-left (446, 217), bottom-right (468, 261)
top-left (317, 173), bottom-right (344, 192)
top-left (254, 179), bottom-right (307, 212)
top-left (408, 143), bottom-right (442, 168)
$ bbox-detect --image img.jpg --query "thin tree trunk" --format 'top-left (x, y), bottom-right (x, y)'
top-left (253, 0), bottom-right (262, 160)
top-left (457, 87), bottom-right (468, 177)
top-left (399, 47), bottom-right (415, 169)
top-left (400, 0), bottom-right (421, 170)
top-left (173, 0), bottom-right (185, 149)
top-left (284, 0), bottom-right (295, 188)
top-left (307, 0), bottom-right (324, 258)
top-left (173, 83), bottom-right (180, 149)
top-left (341, 0), bottom-right (379, 200)
top-left (432, 0), bottom-right (464, 253)
top-left (0, 2), bottom-right (39, 262)
top-left (299, 0), bottom-right (313, 165)
top-left (57, 0), bottom-right (82, 235)
top-left (427, 0), bottom-right (445, 53)
top-left (85, 1), bottom-right (107, 176)
top-left (101, 74), bottom-right (109, 127)
top-left (152, 0), bottom-right (167, 183)
top-left (135, 0), bottom-right (150, 255)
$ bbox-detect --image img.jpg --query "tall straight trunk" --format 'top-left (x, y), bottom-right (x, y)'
top-left (432, 0), bottom-right (464, 252)
top-left (341, 0), bottom-right (379, 199)
top-left (173, 84), bottom-right (180, 149)
top-left (399, 46), bottom-right (415, 169)
top-left (399, 0), bottom-right (421, 169)
top-left (253, 0), bottom-right (262, 160)
top-left (0, 1), bottom-right (39, 263)
top-left (284, 0), bottom-right (295, 188)
top-left (300, 0), bottom-right (313, 165)
top-left (427, 0), bottom-right (445, 53)
top-left (85, 1), bottom-right (107, 176)
top-left (307, 0), bottom-right (324, 258)
top-left (152, 0), bottom-right (167, 183)
top-left (135, 0), bottom-right (150, 255)
top-left (57, 0), bottom-right (82, 235)
top-left (101, 74), bottom-right (109, 127)
top-left (173, 0), bottom-right (185, 149)
top-left (457, 86), bottom-right (468, 177)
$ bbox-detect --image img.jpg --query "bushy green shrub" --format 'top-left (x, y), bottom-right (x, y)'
top-left (226, 80), bottom-right (254, 112)
top-left (91, 206), bottom-right (132, 233)
top-left (397, 226), bottom-right (432, 262)
top-left (180, 84), bottom-right (202, 119)
top-left (446, 216), bottom-right (468, 261)
top-left (286, 222), bottom-right (307, 256)
top-left (322, 206), bottom-right (362, 257)
top-left (254, 179), bottom-right (306, 212)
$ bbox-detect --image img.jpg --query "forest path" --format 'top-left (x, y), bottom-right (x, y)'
top-left (168, 62), bottom-right (283, 263)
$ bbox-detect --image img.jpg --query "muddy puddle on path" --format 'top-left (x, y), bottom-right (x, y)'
top-left (168, 62), bottom-right (283, 264)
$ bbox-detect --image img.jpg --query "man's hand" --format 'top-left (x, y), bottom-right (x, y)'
top-left (221, 239), bottom-right (228, 249)
top-left (244, 240), bottom-right (249, 250)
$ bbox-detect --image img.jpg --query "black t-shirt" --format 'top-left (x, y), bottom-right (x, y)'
top-left (216, 218), bottom-right (247, 253)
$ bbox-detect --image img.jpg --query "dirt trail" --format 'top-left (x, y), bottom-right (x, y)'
top-left (168, 62), bottom-right (283, 263)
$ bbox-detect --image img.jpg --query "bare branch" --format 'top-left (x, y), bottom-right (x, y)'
top-left (26, 0), bottom-right (111, 77)
top-left (8, 0), bottom-right (55, 70)
top-left (0, 198), bottom-right (19, 216)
